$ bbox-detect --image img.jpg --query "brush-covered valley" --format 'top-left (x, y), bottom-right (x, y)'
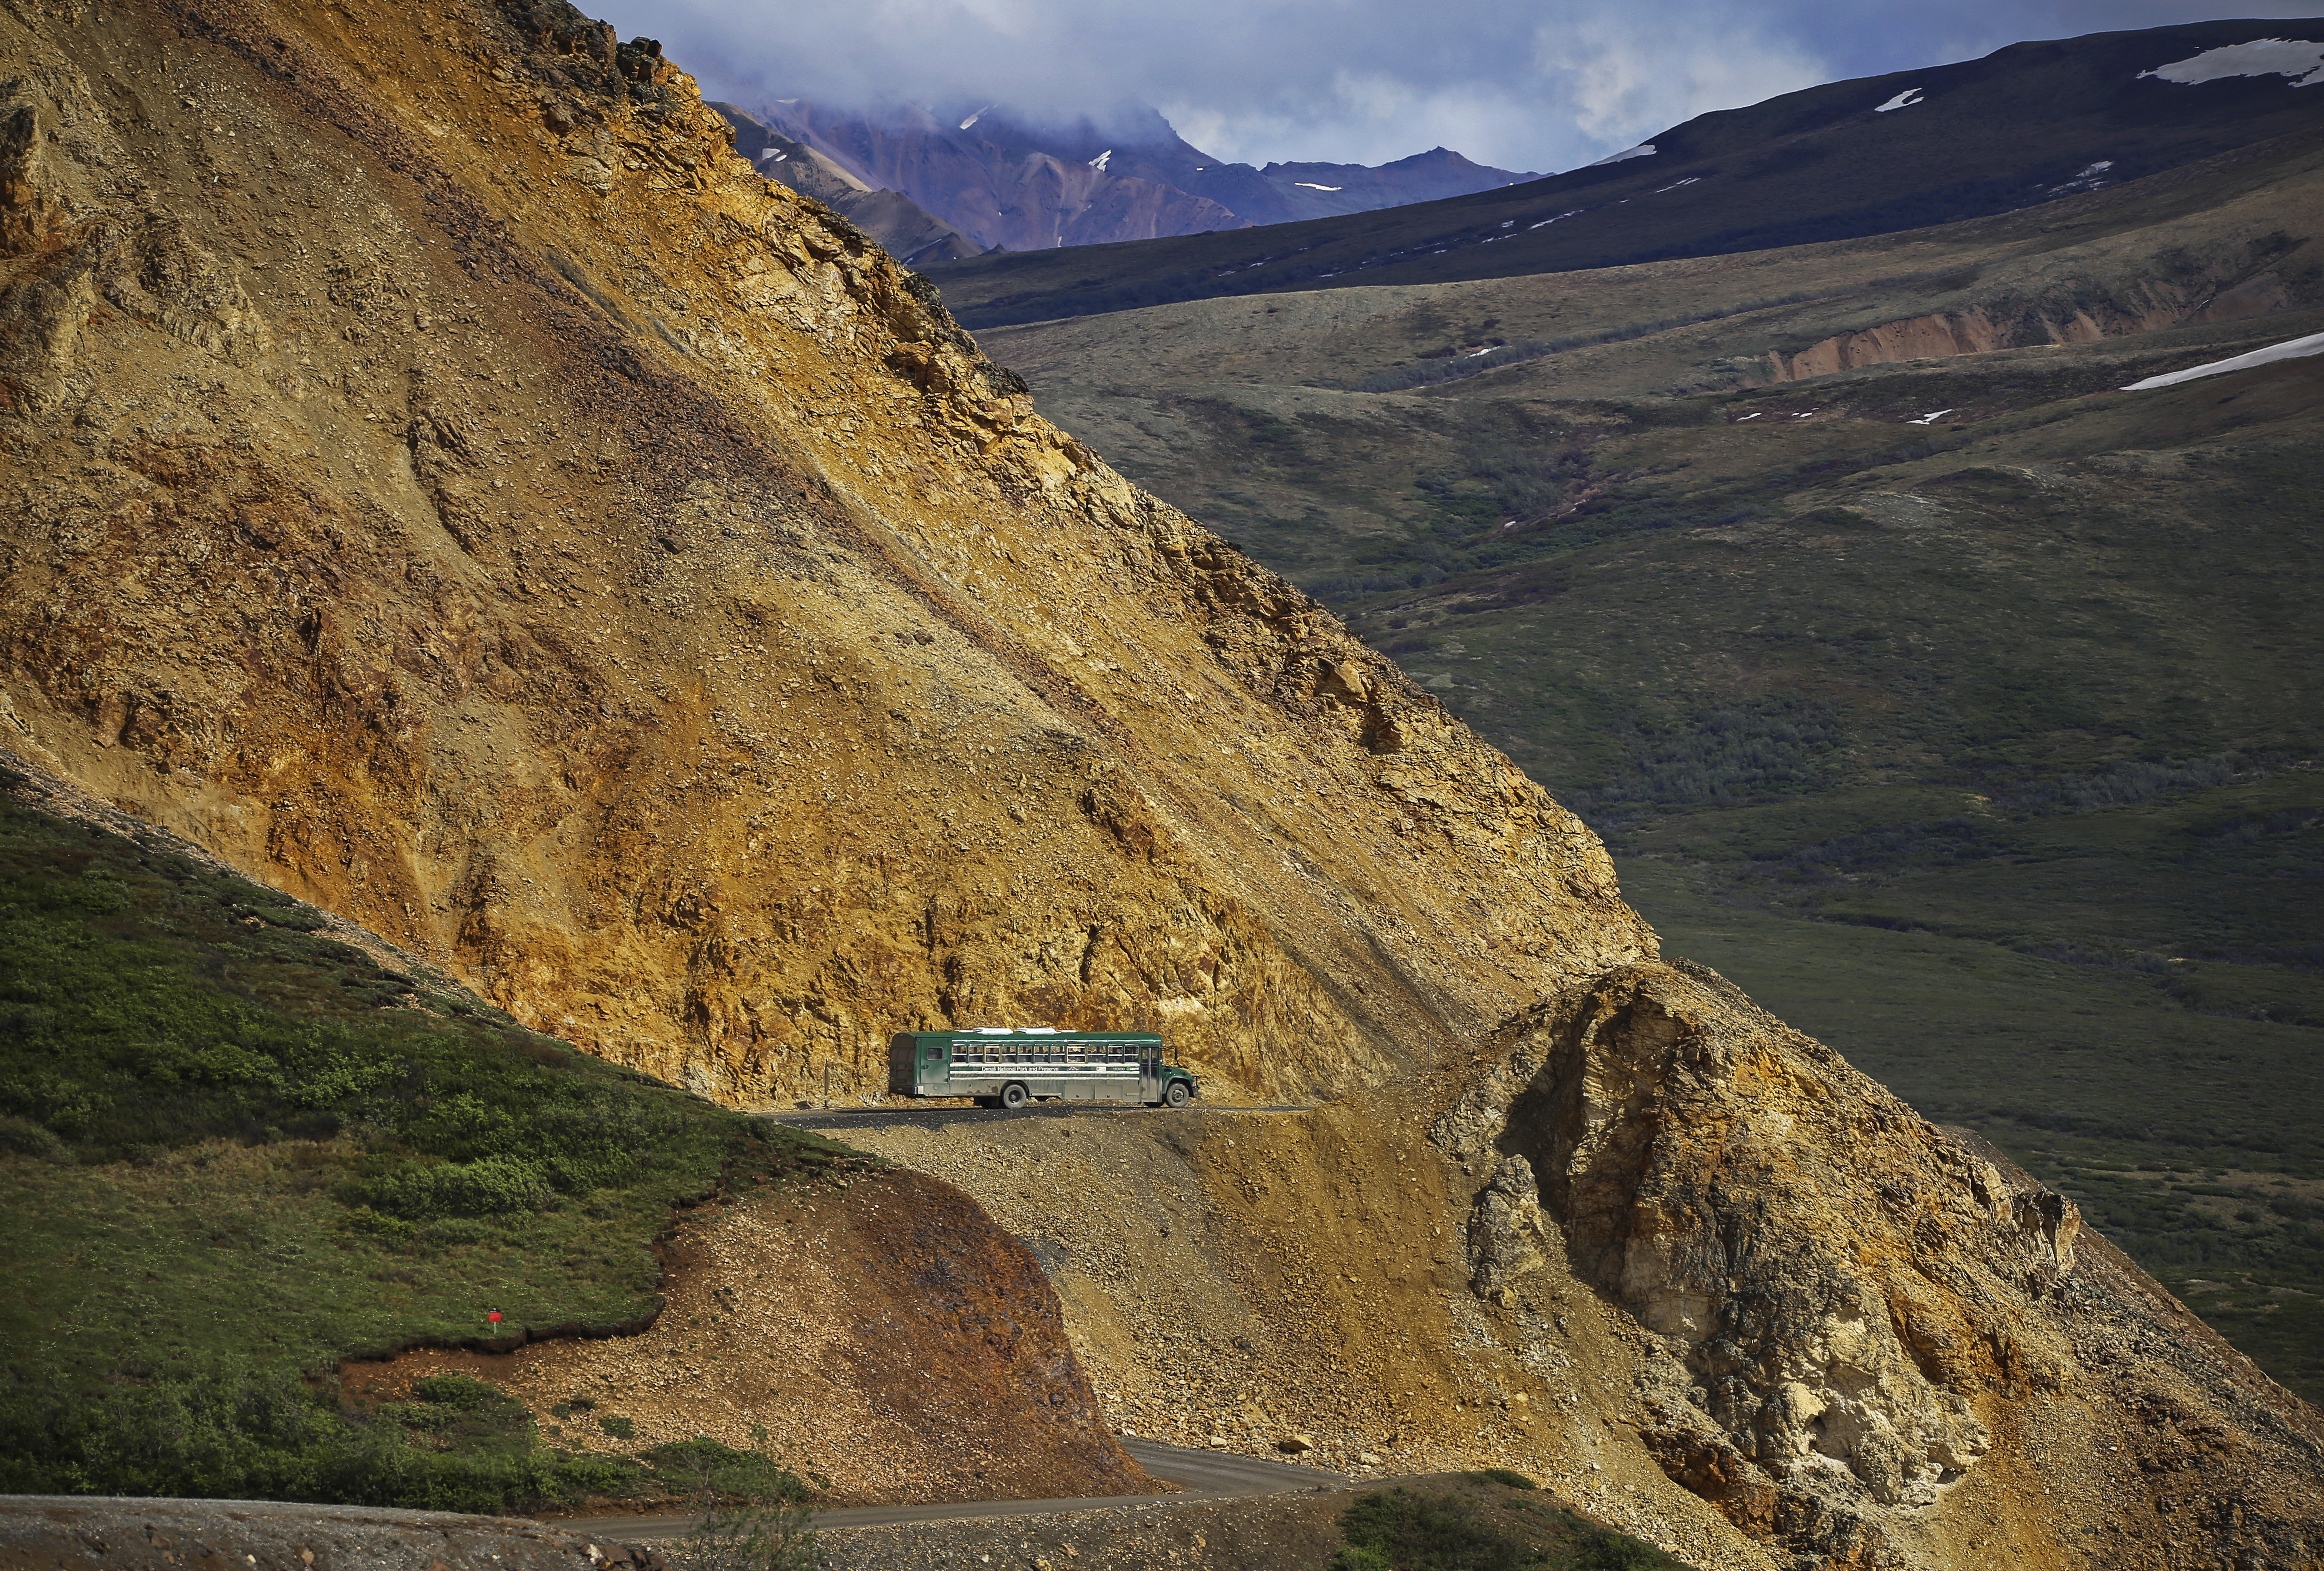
top-left (0, 1), bottom-right (2320, 1569)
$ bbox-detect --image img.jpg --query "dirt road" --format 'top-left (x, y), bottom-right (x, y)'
top-left (759, 1104), bottom-right (1310, 1132)
top-left (546, 1438), bottom-right (1346, 1541)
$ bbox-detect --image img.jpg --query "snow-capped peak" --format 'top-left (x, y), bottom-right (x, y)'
top-left (2140, 38), bottom-right (2324, 88)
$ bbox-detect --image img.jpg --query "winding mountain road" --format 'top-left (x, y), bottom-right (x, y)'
top-left (760, 1104), bottom-right (1311, 1132)
top-left (547, 1439), bottom-right (1348, 1541)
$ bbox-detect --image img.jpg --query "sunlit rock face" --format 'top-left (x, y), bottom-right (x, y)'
top-left (1437, 960), bottom-right (2321, 1568)
top-left (0, 0), bottom-right (1647, 1110)
top-left (3, 3), bottom-right (2322, 1567)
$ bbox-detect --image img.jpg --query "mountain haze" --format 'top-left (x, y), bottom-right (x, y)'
top-left (716, 101), bottom-right (985, 266)
top-left (741, 99), bottom-right (1537, 252)
top-left (926, 17), bottom-right (2324, 326)
top-left (1, 0), bottom-right (2321, 1567)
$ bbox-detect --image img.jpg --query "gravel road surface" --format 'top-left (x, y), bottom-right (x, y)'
top-left (759, 1105), bottom-right (1310, 1132)
top-left (545, 1437), bottom-right (1345, 1540)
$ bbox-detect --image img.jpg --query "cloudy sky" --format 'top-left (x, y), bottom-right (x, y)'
top-left (595, 0), bottom-right (2324, 172)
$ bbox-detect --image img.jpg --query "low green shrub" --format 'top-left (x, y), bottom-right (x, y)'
top-left (646, 1435), bottom-right (812, 1504)
top-left (1331, 1486), bottom-right (1690, 1571)
top-left (1334, 1488), bottom-right (1535, 1571)
top-left (663, 1429), bottom-right (821, 1571)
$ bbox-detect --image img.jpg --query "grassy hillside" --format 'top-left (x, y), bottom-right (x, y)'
top-left (0, 779), bottom-right (854, 1508)
top-left (983, 142), bottom-right (2324, 1402)
top-left (924, 19), bottom-right (2324, 327)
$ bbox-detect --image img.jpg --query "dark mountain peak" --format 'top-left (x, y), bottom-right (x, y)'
top-left (925, 15), bottom-right (2324, 326)
top-left (1257, 146), bottom-right (1541, 215)
top-left (737, 98), bottom-right (1541, 249)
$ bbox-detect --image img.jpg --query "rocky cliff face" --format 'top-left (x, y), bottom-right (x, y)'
top-left (1759, 258), bottom-right (2300, 380)
top-left (1432, 962), bottom-right (2324, 1568)
top-left (0, 0), bottom-right (1644, 1108)
top-left (2, 1), bottom-right (2320, 1566)
top-left (860, 969), bottom-right (2324, 1571)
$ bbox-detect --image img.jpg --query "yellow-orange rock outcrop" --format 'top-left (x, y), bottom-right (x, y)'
top-left (4, 2), bottom-right (2323, 1568)
top-left (0, 0), bottom-right (1648, 1105)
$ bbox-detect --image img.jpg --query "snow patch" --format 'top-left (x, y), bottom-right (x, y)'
top-left (1088, 149), bottom-right (1112, 172)
top-left (2141, 38), bottom-right (2324, 87)
top-left (1294, 181), bottom-right (1343, 190)
top-left (1874, 88), bottom-right (1924, 112)
top-left (2120, 330), bottom-right (2324, 390)
top-left (2045, 159), bottom-right (2115, 196)
top-left (1530, 209), bottom-right (1584, 229)
top-left (1906, 409), bottom-right (1954, 425)
top-left (959, 113), bottom-right (980, 130)
top-left (1651, 177), bottom-right (1702, 194)
top-left (1587, 143), bottom-right (1656, 166)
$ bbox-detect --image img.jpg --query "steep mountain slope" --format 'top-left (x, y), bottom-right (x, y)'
top-left (0, 0), bottom-right (1649, 1111)
top-left (1, 0), bottom-right (2320, 1566)
top-left (747, 99), bottom-right (1535, 251)
top-left (924, 17), bottom-right (2324, 326)
top-left (978, 126), bottom-right (2324, 1400)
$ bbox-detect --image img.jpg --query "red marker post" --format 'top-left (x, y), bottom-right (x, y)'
top-left (486, 1308), bottom-right (503, 1333)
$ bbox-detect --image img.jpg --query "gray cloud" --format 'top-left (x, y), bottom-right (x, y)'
top-left (595, 0), bottom-right (2324, 171)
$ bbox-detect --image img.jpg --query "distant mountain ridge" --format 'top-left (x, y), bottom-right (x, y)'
top-left (721, 98), bottom-right (1536, 253)
top-left (920, 15), bottom-right (2324, 326)
top-left (715, 103), bottom-right (985, 266)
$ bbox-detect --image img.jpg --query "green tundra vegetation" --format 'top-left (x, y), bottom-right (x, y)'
top-left (1332, 1473), bottom-right (1690, 1570)
top-left (0, 788), bottom-right (853, 1507)
top-left (980, 132), bottom-right (2324, 1401)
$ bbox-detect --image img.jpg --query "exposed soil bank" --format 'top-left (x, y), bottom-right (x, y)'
top-left (344, 1170), bottom-right (1146, 1506)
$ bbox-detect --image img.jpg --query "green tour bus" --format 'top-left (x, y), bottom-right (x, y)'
top-left (889, 1028), bottom-right (1198, 1109)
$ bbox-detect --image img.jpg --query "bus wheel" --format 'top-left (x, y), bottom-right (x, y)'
top-left (1001, 1083), bottom-right (1030, 1110)
top-left (1164, 1080), bottom-right (1190, 1109)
